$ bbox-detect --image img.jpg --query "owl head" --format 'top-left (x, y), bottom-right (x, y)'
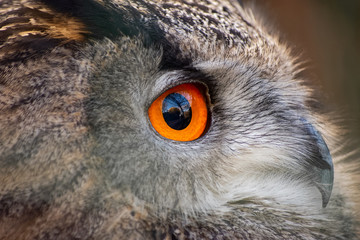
top-left (1, 0), bottom-right (354, 239)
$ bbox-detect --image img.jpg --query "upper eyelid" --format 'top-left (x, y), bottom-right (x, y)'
top-left (152, 71), bottom-right (186, 96)
top-left (149, 70), bottom-right (209, 107)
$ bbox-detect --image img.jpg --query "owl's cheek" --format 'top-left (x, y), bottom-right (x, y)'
top-left (212, 150), bottom-right (322, 209)
top-left (216, 118), bottom-right (333, 209)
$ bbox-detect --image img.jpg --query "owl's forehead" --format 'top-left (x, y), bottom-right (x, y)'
top-left (112, 0), bottom-right (256, 46)
top-left (1, 0), bottom-right (304, 107)
top-left (0, 0), bottom-right (281, 65)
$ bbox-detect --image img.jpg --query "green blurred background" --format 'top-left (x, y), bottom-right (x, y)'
top-left (244, 0), bottom-right (360, 140)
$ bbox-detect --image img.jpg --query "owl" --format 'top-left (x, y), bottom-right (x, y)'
top-left (0, 0), bottom-right (359, 239)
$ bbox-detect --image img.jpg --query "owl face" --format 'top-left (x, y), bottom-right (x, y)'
top-left (0, 0), bottom-right (342, 238)
top-left (85, 33), bottom-right (333, 214)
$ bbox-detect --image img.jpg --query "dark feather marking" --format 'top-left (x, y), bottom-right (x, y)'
top-left (0, 16), bottom-right (30, 29)
top-left (0, 37), bottom-right (62, 65)
top-left (39, 0), bottom-right (192, 68)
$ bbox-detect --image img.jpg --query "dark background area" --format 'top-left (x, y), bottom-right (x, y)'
top-left (244, 0), bottom-right (360, 140)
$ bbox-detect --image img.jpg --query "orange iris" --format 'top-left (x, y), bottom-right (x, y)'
top-left (148, 83), bottom-right (208, 141)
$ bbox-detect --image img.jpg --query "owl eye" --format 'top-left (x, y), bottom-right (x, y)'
top-left (148, 83), bottom-right (208, 141)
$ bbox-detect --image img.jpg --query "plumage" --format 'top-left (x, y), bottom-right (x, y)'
top-left (0, 0), bottom-right (359, 239)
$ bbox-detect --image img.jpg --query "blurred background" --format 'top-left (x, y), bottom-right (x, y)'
top-left (244, 0), bottom-right (360, 140)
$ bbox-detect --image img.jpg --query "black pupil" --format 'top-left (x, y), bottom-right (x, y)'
top-left (162, 93), bottom-right (192, 130)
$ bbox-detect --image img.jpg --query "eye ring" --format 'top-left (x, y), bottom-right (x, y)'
top-left (148, 83), bottom-right (208, 142)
